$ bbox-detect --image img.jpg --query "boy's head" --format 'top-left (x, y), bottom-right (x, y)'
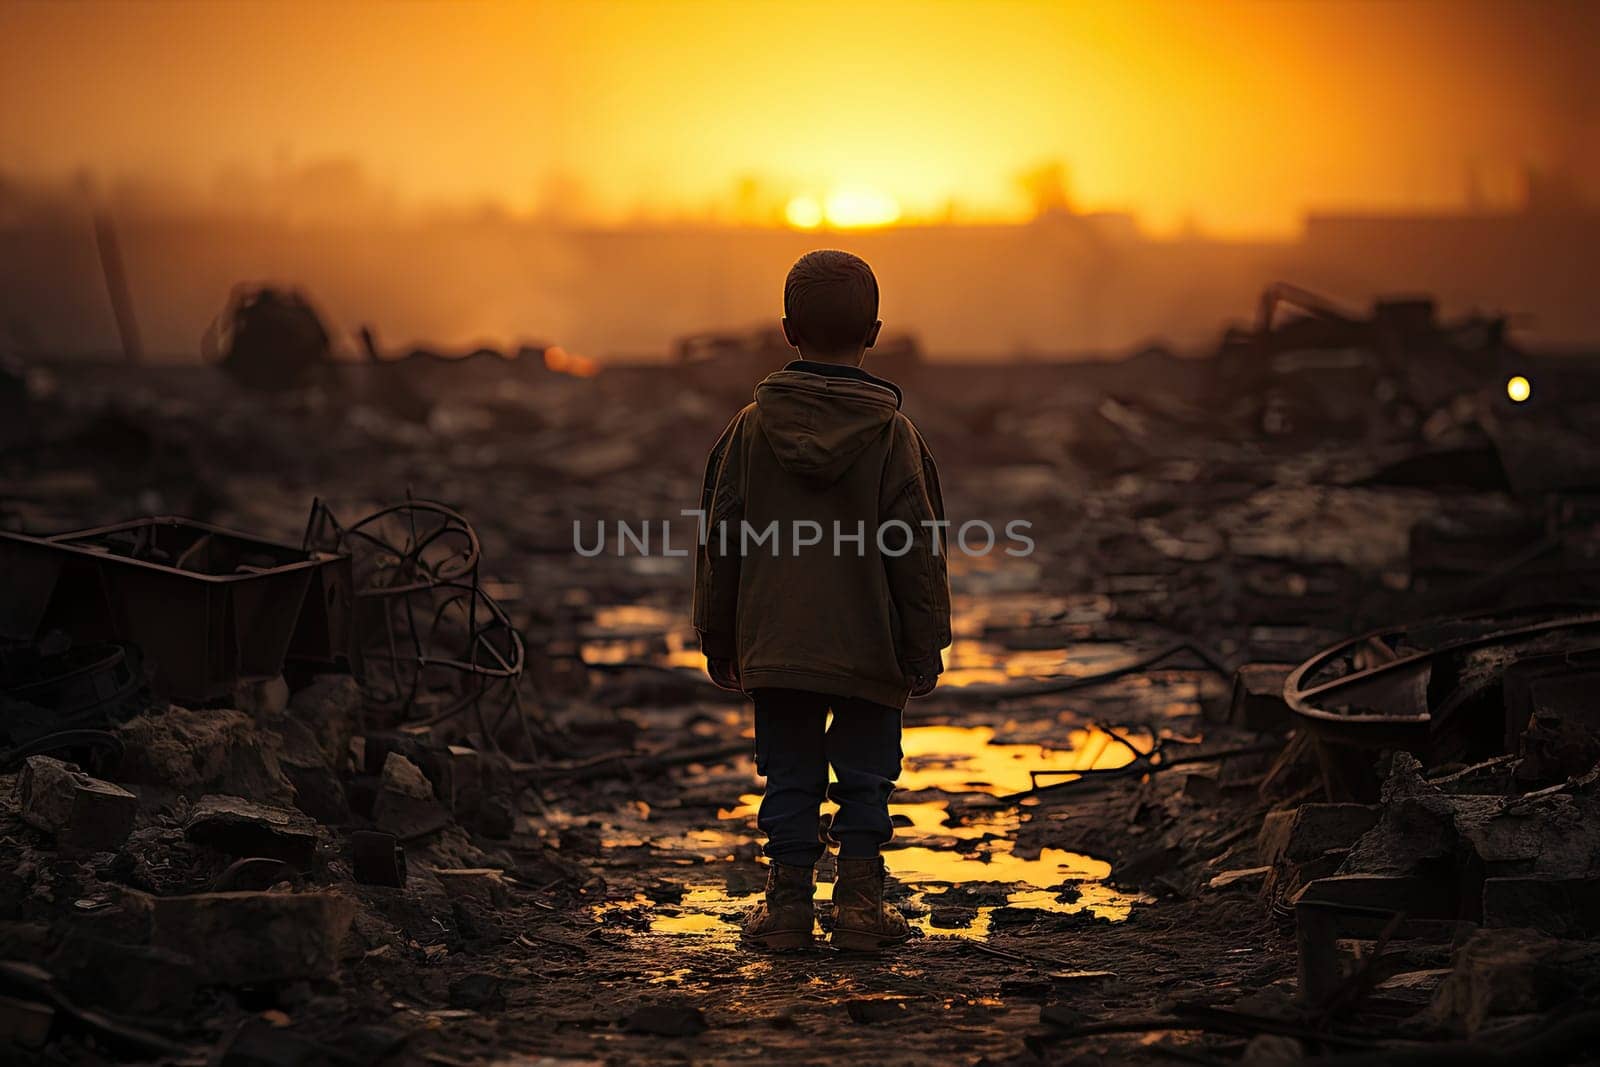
top-left (781, 250), bottom-right (883, 365)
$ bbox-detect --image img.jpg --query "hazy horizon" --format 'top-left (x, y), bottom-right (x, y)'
top-left (4, 0), bottom-right (1597, 238)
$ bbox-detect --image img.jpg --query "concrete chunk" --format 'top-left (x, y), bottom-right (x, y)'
top-left (371, 752), bottom-right (448, 838)
top-left (1225, 663), bottom-right (1296, 731)
top-left (184, 795), bottom-right (319, 866)
top-left (17, 755), bottom-right (138, 851)
top-left (1258, 803), bottom-right (1380, 867)
top-left (432, 868), bottom-right (508, 908)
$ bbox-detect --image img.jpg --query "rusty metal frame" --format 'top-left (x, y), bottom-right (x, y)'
top-left (1284, 607), bottom-right (1600, 749)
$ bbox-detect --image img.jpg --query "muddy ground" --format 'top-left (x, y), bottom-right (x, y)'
top-left (0, 347), bottom-right (1563, 1064)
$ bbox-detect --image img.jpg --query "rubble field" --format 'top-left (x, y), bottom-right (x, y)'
top-left (6, 292), bottom-right (1600, 1065)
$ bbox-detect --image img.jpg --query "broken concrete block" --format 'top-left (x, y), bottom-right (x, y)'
top-left (1223, 663), bottom-right (1296, 731)
top-left (1258, 802), bottom-right (1379, 901)
top-left (371, 752), bottom-right (448, 839)
top-left (432, 868), bottom-right (508, 908)
top-left (124, 889), bottom-right (355, 986)
top-left (17, 755), bottom-right (138, 851)
top-left (184, 795), bottom-right (319, 866)
top-left (350, 831), bottom-right (406, 888)
top-left (115, 706), bottom-right (295, 805)
top-left (1258, 803), bottom-right (1380, 868)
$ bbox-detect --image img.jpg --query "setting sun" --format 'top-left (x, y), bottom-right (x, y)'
top-left (785, 188), bottom-right (902, 231)
top-left (785, 195), bottom-right (824, 230)
top-left (824, 187), bottom-right (902, 229)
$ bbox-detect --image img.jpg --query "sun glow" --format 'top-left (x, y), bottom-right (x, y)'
top-left (784, 195), bottom-right (824, 230)
top-left (785, 187), bottom-right (902, 231)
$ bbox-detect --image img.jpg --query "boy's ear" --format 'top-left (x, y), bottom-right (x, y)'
top-left (781, 317), bottom-right (801, 349)
top-left (864, 319), bottom-right (883, 350)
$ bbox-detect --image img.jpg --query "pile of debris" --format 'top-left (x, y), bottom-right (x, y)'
top-left (1118, 604), bottom-right (1600, 1057)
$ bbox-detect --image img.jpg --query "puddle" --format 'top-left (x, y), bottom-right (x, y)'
top-left (899, 722), bottom-right (1149, 796)
top-left (579, 604), bottom-right (704, 670)
top-left (591, 721), bottom-right (1150, 942)
top-left (939, 638), bottom-right (1144, 687)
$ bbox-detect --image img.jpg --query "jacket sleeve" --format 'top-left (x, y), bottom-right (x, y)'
top-left (692, 410), bottom-right (747, 658)
top-left (881, 424), bottom-right (952, 678)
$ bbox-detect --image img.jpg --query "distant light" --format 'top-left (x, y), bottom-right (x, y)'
top-left (785, 195), bottom-right (823, 230)
top-left (1506, 375), bottom-right (1531, 403)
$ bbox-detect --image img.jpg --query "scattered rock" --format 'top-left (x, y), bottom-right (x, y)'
top-left (432, 868), bottom-right (508, 908)
top-left (115, 706), bottom-right (295, 805)
top-left (1221, 663), bottom-right (1296, 731)
top-left (17, 755), bottom-right (138, 851)
top-left (185, 795), bottom-right (319, 866)
top-left (371, 753), bottom-right (449, 839)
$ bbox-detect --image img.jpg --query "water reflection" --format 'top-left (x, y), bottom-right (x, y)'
top-left (899, 723), bottom-right (1148, 795)
top-left (595, 721), bottom-right (1150, 942)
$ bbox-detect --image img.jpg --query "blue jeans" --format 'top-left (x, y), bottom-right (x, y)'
top-left (752, 688), bottom-right (903, 867)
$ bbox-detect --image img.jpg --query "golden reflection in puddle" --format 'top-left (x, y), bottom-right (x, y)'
top-left (890, 844), bottom-right (1109, 887)
top-left (590, 605), bottom-right (681, 631)
top-left (898, 723), bottom-right (1148, 796)
top-left (620, 723), bottom-right (1150, 942)
top-left (648, 967), bottom-right (693, 985)
top-left (939, 636), bottom-right (1140, 687)
top-left (581, 604), bottom-right (705, 670)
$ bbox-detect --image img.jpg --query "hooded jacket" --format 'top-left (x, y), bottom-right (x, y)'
top-left (692, 361), bottom-right (952, 708)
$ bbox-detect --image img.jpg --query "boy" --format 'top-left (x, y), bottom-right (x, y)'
top-left (692, 250), bottom-right (952, 952)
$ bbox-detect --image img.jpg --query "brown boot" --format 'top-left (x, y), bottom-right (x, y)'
top-left (831, 856), bottom-right (912, 951)
top-left (741, 861), bottom-right (815, 950)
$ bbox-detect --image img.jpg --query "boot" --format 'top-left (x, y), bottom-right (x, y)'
top-left (831, 856), bottom-right (912, 951)
top-left (741, 861), bottom-right (815, 950)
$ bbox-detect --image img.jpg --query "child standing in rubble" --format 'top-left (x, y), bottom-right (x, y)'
top-left (692, 250), bottom-right (952, 951)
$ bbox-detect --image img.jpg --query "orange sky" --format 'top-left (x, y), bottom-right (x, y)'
top-left (2, 0), bottom-right (1596, 235)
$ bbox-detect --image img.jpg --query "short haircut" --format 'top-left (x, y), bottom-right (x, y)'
top-left (783, 250), bottom-right (879, 352)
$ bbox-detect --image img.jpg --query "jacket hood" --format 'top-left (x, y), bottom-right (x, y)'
top-left (753, 368), bottom-right (900, 486)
